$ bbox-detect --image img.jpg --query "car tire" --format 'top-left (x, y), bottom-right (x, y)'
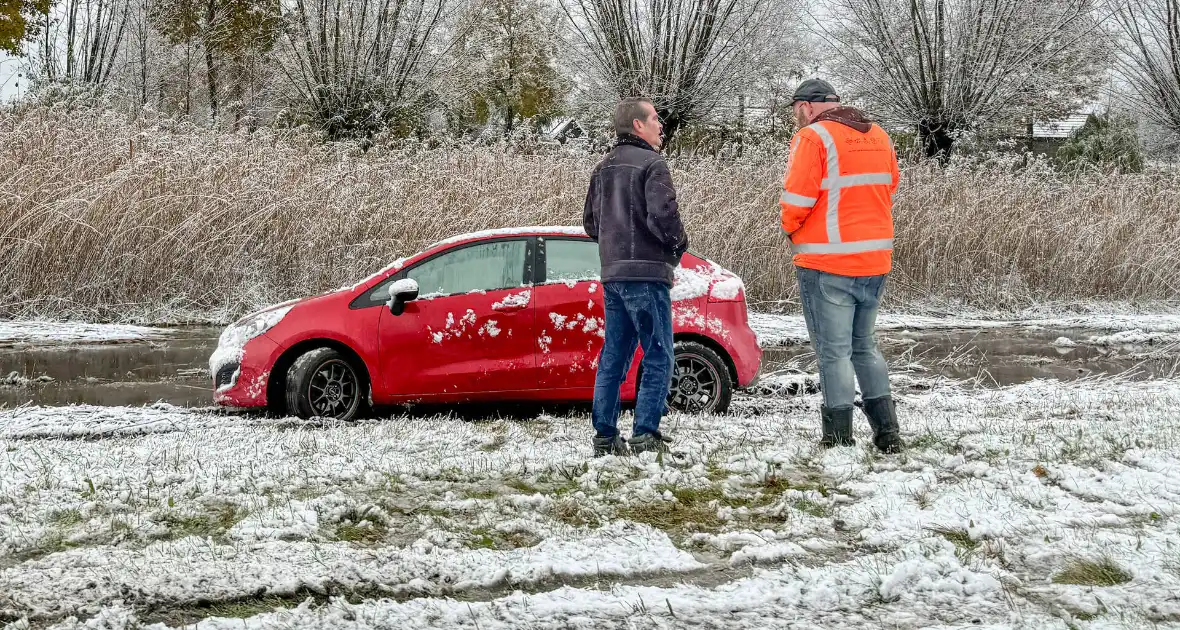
top-left (667, 341), bottom-right (733, 415)
top-left (285, 348), bottom-right (368, 421)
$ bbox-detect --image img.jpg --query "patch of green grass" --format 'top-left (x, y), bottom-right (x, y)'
top-left (465, 525), bottom-right (541, 550)
top-left (37, 530), bottom-right (77, 553)
top-left (334, 521), bottom-right (387, 544)
top-left (659, 484), bottom-right (724, 505)
top-left (617, 486), bottom-right (726, 534)
top-left (47, 508), bottom-right (84, 527)
top-left (907, 430), bottom-right (943, 450)
top-left (1053, 556), bottom-right (1133, 586)
top-left (791, 498), bottom-right (831, 518)
top-left (155, 503), bottom-right (246, 541)
top-left (552, 498), bottom-right (601, 527)
top-left (505, 477), bottom-right (540, 494)
top-left (760, 473), bottom-right (792, 494)
top-left (926, 525), bottom-right (980, 558)
top-left (463, 488), bottom-right (498, 500)
top-left (204, 598), bottom-right (291, 619)
top-left (468, 529), bottom-right (497, 549)
top-left (705, 460), bottom-right (730, 482)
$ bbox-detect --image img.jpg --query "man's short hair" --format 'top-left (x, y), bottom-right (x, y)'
top-left (614, 98), bottom-right (654, 135)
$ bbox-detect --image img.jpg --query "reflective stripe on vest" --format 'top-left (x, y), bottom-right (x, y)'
top-left (780, 190), bottom-right (817, 207)
top-left (790, 238), bottom-right (894, 255)
top-left (808, 123), bottom-right (843, 243)
top-left (793, 122), bottom-right (894, 253)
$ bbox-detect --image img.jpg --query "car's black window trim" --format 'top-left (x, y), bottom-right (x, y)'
top-left (349, 236), bottom-right (537, 310)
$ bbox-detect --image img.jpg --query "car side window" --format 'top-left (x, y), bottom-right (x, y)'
top-left (397, 239), bottom-right (529, 300)
top-left (545, 239), bottom-right (600, 283)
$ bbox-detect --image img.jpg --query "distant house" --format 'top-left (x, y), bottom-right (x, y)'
top-left (1025, 102), bottom-right (1107, 155)
top-left (543, 117), bottom-right (587, 143)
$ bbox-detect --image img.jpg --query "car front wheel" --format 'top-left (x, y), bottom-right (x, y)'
top-left (285, 348), bottom-right (367, 420)
top-left (667, 341), bottom-right (733, 415)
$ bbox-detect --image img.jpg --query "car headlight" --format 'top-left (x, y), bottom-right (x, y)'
top-left (210, 304), bottom-right (295, 384)
top-left (220, 305), bottom-right (294, 347)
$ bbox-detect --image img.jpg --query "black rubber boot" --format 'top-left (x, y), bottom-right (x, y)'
top-left (593, 435), bottom-right (630, 457)
top-left (862, 396), bottom-right (903, 453)
top-left (820, 406), bottom-right (856, 448)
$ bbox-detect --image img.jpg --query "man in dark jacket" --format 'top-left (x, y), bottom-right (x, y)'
top-left (583, 97), bottom-right (689, 457)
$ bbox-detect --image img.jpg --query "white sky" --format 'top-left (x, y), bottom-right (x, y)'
top-left (0, 51), bottom-right (23, 103)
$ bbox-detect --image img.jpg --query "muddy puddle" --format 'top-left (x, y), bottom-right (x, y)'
top-left (1, 325), bottom-right (1176, 409)
top-left (761, 327), bottom-right (1180, 387)
top-left (0, 327), bottom-right (220, 409)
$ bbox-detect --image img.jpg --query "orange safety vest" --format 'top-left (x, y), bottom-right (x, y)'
top-left (779, 118), bottom-right (899, 277)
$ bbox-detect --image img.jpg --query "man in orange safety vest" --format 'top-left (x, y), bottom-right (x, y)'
top-left (779, 78), bottom-right (903, 453)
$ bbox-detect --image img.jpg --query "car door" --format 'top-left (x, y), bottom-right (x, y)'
top-left (531, 236), bottom-right (608, 391)
top-left (373, 237), bottom-right (537, 399)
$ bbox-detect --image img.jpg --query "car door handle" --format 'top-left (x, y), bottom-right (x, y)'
top-left (493, 303), bottom-right (527, 312)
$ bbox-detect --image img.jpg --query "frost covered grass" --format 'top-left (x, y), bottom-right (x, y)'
top-left (4, 106), bottom-right (1180, 323)
top-left (2, 377), bottom-right (1180, 627)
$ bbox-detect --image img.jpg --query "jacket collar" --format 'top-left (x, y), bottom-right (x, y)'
top-left (615, 133), bottom-right (657, 152)
top-left (811, 106), bottom-right (874, 133)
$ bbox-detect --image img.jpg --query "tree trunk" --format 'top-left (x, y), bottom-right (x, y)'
top-left (204, 0), bottom-right (219, 122)
top-left (658, 108), bottom-right (682, 152)
top-left (917, 118), bottom-right (953, 164)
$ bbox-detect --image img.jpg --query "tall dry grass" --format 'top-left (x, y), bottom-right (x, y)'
top-left (3, 105), bottom-right (1180, 323)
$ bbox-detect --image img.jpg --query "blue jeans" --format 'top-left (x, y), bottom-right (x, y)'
top-left (592, 281), bottom-right (674, 439)
top-left (796, 267), bottom-right (891, 409)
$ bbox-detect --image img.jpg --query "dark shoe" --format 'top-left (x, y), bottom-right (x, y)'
top-left (820, 406), bottom-right (856, 448)
top-left (593, 435), bottom-right (630, 457)
top-left (628, 431), bottom-right (672, 455)
top-left (862, 396), bottom-right (903, 453)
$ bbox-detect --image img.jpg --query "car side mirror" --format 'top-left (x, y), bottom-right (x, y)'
top-left (386, 279), bottom-right (419, 316)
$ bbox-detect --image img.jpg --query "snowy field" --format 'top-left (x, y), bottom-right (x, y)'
top-left (3, 377), bottom-right (1180, 628)
top-left (2, 311), bottom-right (1180, 628)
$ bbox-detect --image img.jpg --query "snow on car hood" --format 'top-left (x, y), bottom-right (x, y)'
top-left (671, 260), bottom-right (745, 302)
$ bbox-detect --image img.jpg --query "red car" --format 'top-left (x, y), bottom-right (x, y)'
top-left (210, 227), bottom-right (762, 420)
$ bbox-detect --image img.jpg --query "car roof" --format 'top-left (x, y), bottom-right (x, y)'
top-left (426, 226), bottom-right (589, 250)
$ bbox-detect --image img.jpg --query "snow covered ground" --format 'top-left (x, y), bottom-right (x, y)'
top-left (2, 376), bottom-right (1179, 629)
top-left (0, 322), bottom-right (168, 347)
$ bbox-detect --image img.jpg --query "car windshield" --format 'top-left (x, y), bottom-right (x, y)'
top-left (369, 239), bottom-right (528, 303)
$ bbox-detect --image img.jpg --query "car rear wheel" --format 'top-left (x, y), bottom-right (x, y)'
top-left (286, 348), bottom-right (367, 420)
top-left (667, 341), bottom-right (733, 415)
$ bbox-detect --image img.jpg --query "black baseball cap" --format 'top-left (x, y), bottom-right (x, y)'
top-left (792, 79), bottom-right (840, 103)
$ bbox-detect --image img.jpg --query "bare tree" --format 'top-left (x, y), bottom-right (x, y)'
top-left (276, 0), bottom-right (453, 140)
top-left (817, 0), bottom-right (1107, 159)
top-left (1111, 0), bottom-right (1180, 135)
top-left (559, 0), bottom-right (782, 148)
top-left (26, 0), bottom-right (132, 86)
